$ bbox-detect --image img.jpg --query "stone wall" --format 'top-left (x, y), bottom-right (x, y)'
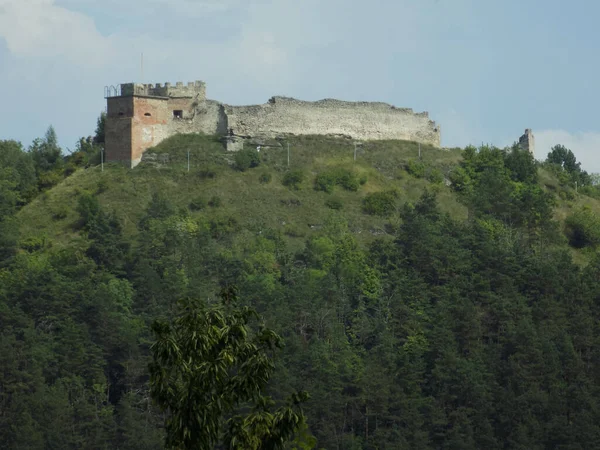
top-left (518, 129), bottom-right (535, 155)
top-left (225, 97), bottom-right (441, 146)
top-left (105, 80), bottom-right (443, 167)
top-left (168, 100), bottom-right (227, 136)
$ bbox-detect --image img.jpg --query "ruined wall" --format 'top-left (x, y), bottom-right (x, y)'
top-left (105, 80), bottom-right (443, 167)
top-left (164, 100), bottom-right (227, 136)
top-left (518, 129), bottom-right (535, 155)
top-left (225, 97), bottom-right (441, 146)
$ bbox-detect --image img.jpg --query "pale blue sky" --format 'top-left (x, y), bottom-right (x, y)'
top-left (1, 0), bottom-right (599, 169)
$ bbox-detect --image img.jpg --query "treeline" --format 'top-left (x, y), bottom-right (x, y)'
top-left (3, 132), bottom-right (600, 449)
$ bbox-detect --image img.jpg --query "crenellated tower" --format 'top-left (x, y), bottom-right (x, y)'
top-left (105, 81), bottom-right (207, 168)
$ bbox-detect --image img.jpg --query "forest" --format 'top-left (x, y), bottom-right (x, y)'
top-left (3, 117), bottom-right (600, 449)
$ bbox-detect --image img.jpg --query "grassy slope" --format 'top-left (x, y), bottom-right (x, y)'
top-left (18, 134), bottom-right (465, 251)
top-left (18, 133), bottom-right (600, 262)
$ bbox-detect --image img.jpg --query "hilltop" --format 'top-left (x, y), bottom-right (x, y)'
top-left (6, 133), bottom-right (600, 449)
top-left (16, 133), bottom-right (600, 261)
top-left (18, 134), bottom-right (465, 250)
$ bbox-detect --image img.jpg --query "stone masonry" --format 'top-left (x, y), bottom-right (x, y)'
top-left (518, 128), bottom-right (535, 155)
top-left (105, 80), bottom-right (442, 168)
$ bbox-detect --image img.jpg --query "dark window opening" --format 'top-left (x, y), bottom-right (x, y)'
top-left (144, 112), bottom-right (151, 116)
top-left (173, 110), bottom-right (183, 119)
top-left (118, 112), bottom-right (124, 116)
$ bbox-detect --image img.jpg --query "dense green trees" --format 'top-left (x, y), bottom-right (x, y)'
top-left (149, 290), bottom-right (309, 450)
top-left (4, 136), bottom-right (600, 448)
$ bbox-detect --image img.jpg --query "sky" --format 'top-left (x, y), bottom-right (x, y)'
top-left (1, 0), bottom-right (599, 170)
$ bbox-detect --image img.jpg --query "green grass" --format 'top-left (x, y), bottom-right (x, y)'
top-left (14, 134), bottom-right (467, 251)
top-left (19, 133), bottom-right (600, 264)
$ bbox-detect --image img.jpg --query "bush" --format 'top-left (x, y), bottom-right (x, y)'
top-left (97, 178), bottom-right (109, 194)
top-left (283, 224), bottom-right (305, 238)
top-left (564, 207), bottom-right (600, 248)
top-left (197, 169), bottom-right (216, 179)
top-left (282, 170), bottom-right (305, 190)
top-left (189, 197), bottom-right (207, 211)
top-left (325, 198), bottom-right (343, 210)
top-left (315, 168), bottom-right (360, 193)
top-left (314, 172), bottom-right (337, 193)
top-left (428, 168), bottom-right (444, 184)
top-left (339, 172), bottom-right (359, 192)
top-left (208, 196), bottom-right (222, 208)
top-left (52, 205), bottom-right (69, 220)
top-left (259, 172), bottom-right (272, 184)
top-left (20, 236), bottom-right (47, 252)
top-left (406, 159), bottom-right (426, 178)
top-left (210, 216), bottom-right (238, 239)
top-left (280, 199), bottom-right (302, 207)
top-left (234, 149), bottom-right (260, 171)
top-left (359, 175), bottom-right (368, 185)
top-left (362, 190), bottom-right (398, 217)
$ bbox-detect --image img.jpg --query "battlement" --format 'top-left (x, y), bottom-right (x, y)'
top-left (120, 80), bottom-right (206, 99)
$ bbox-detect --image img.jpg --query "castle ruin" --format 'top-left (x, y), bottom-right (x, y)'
top-left (104, 80), bottom-right (442, 168)
top-left (518, 128), bottom-right (535, 155)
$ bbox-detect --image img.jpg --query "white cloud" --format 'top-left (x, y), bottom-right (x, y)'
top-left (535, 129), bottom-right (600, 173)
top-left (0, 0), bottom-right (111, 66)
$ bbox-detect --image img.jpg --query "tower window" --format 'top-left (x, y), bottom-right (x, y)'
top-left (144, 112), bottom-right (152, 116)
top-left (173, 110), bottom-right (183, 119)
top-left (118, 112), bottom-right (124, 116)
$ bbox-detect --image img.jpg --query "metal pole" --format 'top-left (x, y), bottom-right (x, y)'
top-left (287, 142), bottom-right (290, 167)
top-left (354, 143), bottom-right (357, 161)
top-left (418, 143), bottom-right (421, 160)
top-left (187, 149), bottom-right (190, 172)
top-left (141, 53), bottom-right (144, 83)
top-left (101, 148), bottom-right (104, 172)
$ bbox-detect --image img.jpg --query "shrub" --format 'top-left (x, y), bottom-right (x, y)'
top-left (259, 172), bottom-right (272, 184)
top-left (52, 205), bottom-right (69, 220)
top-left (208, 196), bottom-right (222, 208)
top-left (339, 171), bottom-right (359, 191)
top-left (280, 199), bottom-right (302, 207)
top-left (76, 192), bottom-right (100, 226)
top-left (315, 168), bottom-right (360, 193)
top-left (234, 149), bottom-right (260, 171)
top-left (325, 198), bottom-right (343, 210)
top-left (197, 169), bottom-right (216, 179)
top-left (362, 190), bottom-right (398, 217)
top-left (282, 170), bottom-right (305, 190)
top-left (564, 207), bottom-right (600, 248)
top-left (210, 216), bottom-right (238, 239)
top-left (97, 178), bottom-right (109, 194)
top-left (314, 172), bottom-right (337, 193)
top-left (359, 175), bottom-right (368, 185)
top-left (406, 159), bottom-right (426, 178)
top-left (20, 236), bottom-right (47, 252)
top-left (283, 224), bottom-right (305, 237)
top-left (428, 168), bottom-right (444, 184)
top-left (189, 197), bottom-right (207, 211)
top-left (64, 163), bottom-right (77, 177)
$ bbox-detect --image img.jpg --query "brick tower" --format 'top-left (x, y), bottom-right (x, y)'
top-left (104, 81), bottom-right (206, 168)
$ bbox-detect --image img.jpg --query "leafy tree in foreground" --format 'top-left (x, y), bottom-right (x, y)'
top-left (149, 287), bottom-right (312, 450)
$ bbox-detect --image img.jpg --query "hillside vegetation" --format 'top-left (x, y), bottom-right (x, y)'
top-left (4, 131), bottom-right (600, 449)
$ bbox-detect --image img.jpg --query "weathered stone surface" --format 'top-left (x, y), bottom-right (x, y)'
top-left (518, 129), bottom-right (535, 155)
top-left (225, 97), bottom-right (440, 145)
top-left (105, 80), bottom-right (442, 167)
